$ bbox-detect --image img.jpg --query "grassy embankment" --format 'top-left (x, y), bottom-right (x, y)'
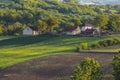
top-left (0, 34), bottom-right (119, 70)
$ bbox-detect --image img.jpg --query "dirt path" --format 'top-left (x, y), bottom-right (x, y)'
top-left (0, 52), bottom-right (117, 80)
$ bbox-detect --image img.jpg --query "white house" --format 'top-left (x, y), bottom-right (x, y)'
top-left (81, 22), bottom-right (101, 36)
top-left (61, 26), bottom-right (81, 35)
top-left (81, 26), bottom-right (93, 31)
top-left (81, 22), bottom-right (93, 31)
top-left (23, 26), bottom-right (39, 35)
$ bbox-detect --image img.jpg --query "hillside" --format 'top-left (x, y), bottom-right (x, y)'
top-left (0, 1), bottom-right (119, 80)
top-left (0, 0), bottom-right (120, 36)
top-left (0, 35), bottom-right (120, 69)
top-left (0, 34), bottom-right (119, 80)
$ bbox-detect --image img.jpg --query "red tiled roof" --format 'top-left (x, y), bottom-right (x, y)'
top-left (29, 26), bottom-right (38, 31)
top-left (62, 26), bottom-right (78, 32)
top-left (84, 29), bottom-right (95, 33)
top-left (84, 22), bottom-right (93, 27)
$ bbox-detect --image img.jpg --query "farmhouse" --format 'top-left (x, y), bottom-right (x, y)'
top-left (81, 22), bottom-right (100, 36)
top-left (82, 28), bottom-right (100, 36)
top-left (61, 26), bottom-right (81, 35)
top-left (23, 26), bottom-right (39, 35)
top-left (81, 22), bottom-right (93, 31)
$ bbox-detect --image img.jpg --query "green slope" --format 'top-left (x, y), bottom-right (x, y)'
top-left (0, 35), bottom-right (120, 70)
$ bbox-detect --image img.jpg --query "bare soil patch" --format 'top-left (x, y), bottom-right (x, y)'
top-left (0, 52), bottom-right (117, 80)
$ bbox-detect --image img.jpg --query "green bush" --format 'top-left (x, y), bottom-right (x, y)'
top-left (91, 39), bottom-right (120, 48)
top-left (76, 47), bottom-right (81, 52)
top-left (79, 42), bottom-right (88, 49)
top-left (106, 40), bottom-right (114, 46)
top-left (71, 58), bottom-right (102, 80)
top-left (91, 43), bottom-right (101, 48)
top-left (113, 39), bottom-right (120, 44)
top-left (98, 40), bottom-right (108, 47)
top-left (76, 43), bottom-right (88, 52)
top-left (112, 54), bottom-right (120, 80)
top-left (119, 51), bottom-right (120, 53)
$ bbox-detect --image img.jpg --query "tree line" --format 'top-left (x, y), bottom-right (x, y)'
top-left (0, 0), bottom-right (120, 35)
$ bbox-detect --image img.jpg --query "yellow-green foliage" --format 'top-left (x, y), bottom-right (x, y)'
top-left (76, 42), bottom-right (88, 52)
top-left (80, 42), bottom-right (88, 49)
top-left (71, 58), bottom-right (102, 80)
top-left (113, 54), bottom-right (120, 80)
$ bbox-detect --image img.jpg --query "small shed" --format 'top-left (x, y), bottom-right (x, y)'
top-left (23, 26), bottom-right (39, 35)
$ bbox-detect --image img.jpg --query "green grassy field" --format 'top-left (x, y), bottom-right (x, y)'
top-left (0, 35), bottom-right (120, 70)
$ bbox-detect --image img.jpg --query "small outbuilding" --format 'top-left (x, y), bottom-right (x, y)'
top-left (23, 26), bottom-right (39, 35)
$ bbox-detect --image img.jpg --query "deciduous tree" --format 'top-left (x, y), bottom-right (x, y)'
top-left (113, 54), bottom-right (120, 80)
top-left (94, 14), bottom-right (108, 31)
top-left (108, 14), bottom-right (120, 32)
top-left (71, 58), bottom-right (102, 80)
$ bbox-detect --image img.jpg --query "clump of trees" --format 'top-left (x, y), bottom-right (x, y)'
top-left (112, 54), bottom-right (120, 80)
top-left (94, 14), bottom-right (120, 33)
top-left (108, 14), bottom-right (120, 32)
top-left (3, 22), bottom-right (24, 35)
top-left (35, 15), bottom-right (60, 33)
top-left (71, 58), bottom-right (102, 80)
top-left (94, 14), bottom-right (108, 32)
top-left (70, 54), bottom-right (120, 80)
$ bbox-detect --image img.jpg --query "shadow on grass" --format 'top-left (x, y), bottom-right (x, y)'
top-left (0, 35), bottom-right (60, 48)
top-left (0, 35), bottom-right (106, 49)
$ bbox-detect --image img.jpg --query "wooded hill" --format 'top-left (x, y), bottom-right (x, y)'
top-left (0, 0), bottom-right (120, 35)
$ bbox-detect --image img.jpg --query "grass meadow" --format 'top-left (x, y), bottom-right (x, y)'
top-left (0, 35), bottom-right (120, 70)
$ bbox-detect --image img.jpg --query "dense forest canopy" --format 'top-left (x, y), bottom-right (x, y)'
top-left (0, 0), bottom-right (120, 35)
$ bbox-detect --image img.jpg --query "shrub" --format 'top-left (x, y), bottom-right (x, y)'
top-left (98, 40), bottom-right (108, 47)
top-left (76, 47), bottom-right (81, 52)
top-left (106, 40), bottom-right (114, 46)
top-left (113, 39), bottom-right (120, 44)
top-left (91, 38), bottom-right (120, 49)
top-left (91, 43), bottom-right (101, 48)
top-left (80, 42), bottom-right (88, 49)
top-left (112, 54), bottom-right (120, 80)
top-left (76, 43), bottom-right (88, 52)
top-left (71, 58), bottom-right (102, 80)
top-left (119, 51), bottom-right (120, 53)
